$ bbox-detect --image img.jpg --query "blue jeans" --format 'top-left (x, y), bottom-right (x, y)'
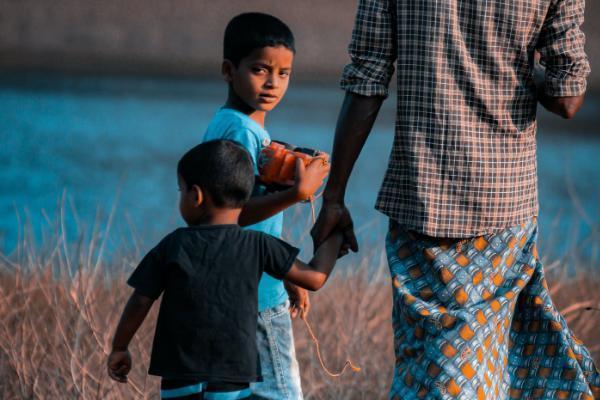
top-left (250, 301), bottom-right (303, 400)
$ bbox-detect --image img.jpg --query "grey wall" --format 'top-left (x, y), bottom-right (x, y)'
top-left (1, 0), bottom-right (598, 88)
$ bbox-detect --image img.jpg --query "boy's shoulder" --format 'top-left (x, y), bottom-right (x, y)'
top-left (208, 108), bottom-right (266, 133)
top-left (164, 225), bottom-right (272, 246)
top-left (156, 226), bottom-right (240, 253)
top-left (205, 108), bottom-right (269, 144)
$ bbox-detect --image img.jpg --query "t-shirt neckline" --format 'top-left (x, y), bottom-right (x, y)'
top-left (185, 224), bottom-right (240, 230)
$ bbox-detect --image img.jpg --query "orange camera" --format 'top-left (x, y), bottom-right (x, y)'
top-left (258, 140), bottom-right (324, 188)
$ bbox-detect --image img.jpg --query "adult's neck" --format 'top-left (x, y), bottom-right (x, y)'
top-left (224, 93), bottom-right (267, 127)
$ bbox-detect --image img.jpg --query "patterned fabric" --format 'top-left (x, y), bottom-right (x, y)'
top-left (341, 0), bottom-right (591, 238)
top-left (386, 218), bottom-right (600, 399)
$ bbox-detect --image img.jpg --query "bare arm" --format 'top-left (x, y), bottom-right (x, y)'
top-left (239, 157), bottom-right (330, 227)
top-left (111, 291), bottom-right (154, 350)
top-left (285, 231), bottom-right (344, 291)
top-left (537, 92), bottom-right (585, 120)
top-left (311, 93), bottom-right (385, 251)
top-left (239, 187), bottom-right (303, 227)
top-left (107, 290), bottom-right (154, 383)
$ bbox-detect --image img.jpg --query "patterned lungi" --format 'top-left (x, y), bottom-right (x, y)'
top-left (386, 218), bottom-right (600, 399)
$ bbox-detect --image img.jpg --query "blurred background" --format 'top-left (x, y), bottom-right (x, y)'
top-left (1, 0), bottom-right (599, 265)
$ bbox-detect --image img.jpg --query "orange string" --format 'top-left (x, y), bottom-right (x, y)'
top-left (302, 315), bottom-right (361, 377)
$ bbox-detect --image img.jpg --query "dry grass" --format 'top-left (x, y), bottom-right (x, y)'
top-left (0, 218), bottom-right (598, 399)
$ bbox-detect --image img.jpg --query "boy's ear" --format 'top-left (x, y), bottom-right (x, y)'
top-left (222, 60), bottom-right (235, 82)
top-left (191, 185), bottom-right (204, 206)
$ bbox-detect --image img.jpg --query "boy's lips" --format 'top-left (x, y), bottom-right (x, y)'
top-left (258, 94), bottom-right (278, 103)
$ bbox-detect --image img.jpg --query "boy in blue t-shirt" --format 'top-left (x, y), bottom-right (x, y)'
top-left (202, 13), bottom-right (330, 399)
top-left (107, 140), bottom-right (343, 399)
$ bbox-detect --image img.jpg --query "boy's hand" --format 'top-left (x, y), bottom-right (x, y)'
top-left (284, 281), bottom-right (310, 319)
top-left (293, 155), bottom-right (330, 201)
top-left (107, 350), bottom-right (132, 383)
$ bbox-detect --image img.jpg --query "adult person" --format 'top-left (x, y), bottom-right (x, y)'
top-left (311, 0), bottom-right (599, 398)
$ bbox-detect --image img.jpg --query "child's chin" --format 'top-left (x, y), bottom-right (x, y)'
top-left (256, 103), bottom-right (277, 112)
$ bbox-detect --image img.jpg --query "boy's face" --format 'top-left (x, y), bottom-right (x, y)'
top-left (225, 45), bottom-right (294, 112)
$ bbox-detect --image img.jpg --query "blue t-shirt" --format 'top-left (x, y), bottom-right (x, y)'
top-left (203, 107), bottom-right (288, 311)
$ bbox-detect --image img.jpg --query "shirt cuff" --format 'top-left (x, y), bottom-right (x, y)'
top-left (340, 62), bottom-right (393, 98)
top-left (544, 73), bottom-right (587, 97)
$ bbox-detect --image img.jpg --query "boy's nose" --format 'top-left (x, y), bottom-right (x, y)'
top-left (265, 74), bottom-right (279, 89)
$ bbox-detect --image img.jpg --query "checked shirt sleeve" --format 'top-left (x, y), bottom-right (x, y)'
top-left (340, 0), bottom-right (397, 97)
top-left (537, 0), bottom-right (590, 97)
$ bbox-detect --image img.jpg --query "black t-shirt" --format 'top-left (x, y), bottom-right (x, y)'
top-left (127, 224), bottom-right (299, 382)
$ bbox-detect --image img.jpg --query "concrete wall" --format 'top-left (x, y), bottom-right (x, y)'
top-left (1, 0), bottom-right (598, 87)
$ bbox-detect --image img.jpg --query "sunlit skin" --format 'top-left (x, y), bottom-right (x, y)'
top-left (222, 45), bottom-right (294, 127)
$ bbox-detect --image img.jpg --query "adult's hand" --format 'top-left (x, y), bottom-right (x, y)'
top-left (311, 201), bottom-right (358, 257)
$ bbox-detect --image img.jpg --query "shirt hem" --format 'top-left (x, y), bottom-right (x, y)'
top-left (149, 370), bottom-right (262, 383)
top-left (258, 293), bottom-right (289, 313)
top-left (376, 205), bottom-right (539, 238)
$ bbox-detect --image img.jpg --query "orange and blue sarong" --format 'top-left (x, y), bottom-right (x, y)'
top-left (386, 218), bottom-right (600, 399)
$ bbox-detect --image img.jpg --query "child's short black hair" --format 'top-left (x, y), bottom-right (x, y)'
top-left (224, 12), bottom-right (295, 66)
top-left (177, 140), bottom-right (254, 208)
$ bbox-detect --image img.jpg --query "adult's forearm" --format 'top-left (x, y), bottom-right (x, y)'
top-left (111, 292), bottom-right (154, 351)
top-left (538, 92), bottom-right (585, 120)
top-left (323, 92), bottom-right (385, 203)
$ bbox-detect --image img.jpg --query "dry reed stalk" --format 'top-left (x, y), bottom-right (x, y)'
top-left (0, 211), bottom-right (598, 399)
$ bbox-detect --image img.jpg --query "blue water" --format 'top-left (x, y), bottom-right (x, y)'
top-left (1, 73), bottom-right (598, 269)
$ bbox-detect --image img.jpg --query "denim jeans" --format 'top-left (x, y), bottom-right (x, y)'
top-left (250, 301), bottom-right (303, 400)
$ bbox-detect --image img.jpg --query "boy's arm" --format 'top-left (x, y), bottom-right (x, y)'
top-left (239, 157), bottom-right (330, 227)
top-left (284, 231), bottom-right (344, 291)
top-left (107, 290), bottom-right (155, 383)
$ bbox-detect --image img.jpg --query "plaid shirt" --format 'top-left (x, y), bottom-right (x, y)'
top-left (341, 0), bottom-right (590, 238)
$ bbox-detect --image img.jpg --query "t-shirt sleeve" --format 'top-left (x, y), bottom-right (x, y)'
top-left (222, 128), bottom-right (263, 174)
top-left (127, 241), bottom-right (167, 300)
top-left (260, 234), bottom-right (300, 280)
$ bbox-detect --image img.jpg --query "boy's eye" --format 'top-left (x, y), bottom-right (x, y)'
top-left (280, 71), bottom-right (290, 78)
top-left (252, 67), bottom-right (268, 74)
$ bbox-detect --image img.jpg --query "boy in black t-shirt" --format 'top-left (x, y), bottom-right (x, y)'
top-left (107, 140), bottom-right (342, 399)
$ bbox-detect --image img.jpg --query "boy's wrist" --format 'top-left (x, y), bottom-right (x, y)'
top-left (290, 184), bottom-right (310, 202)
